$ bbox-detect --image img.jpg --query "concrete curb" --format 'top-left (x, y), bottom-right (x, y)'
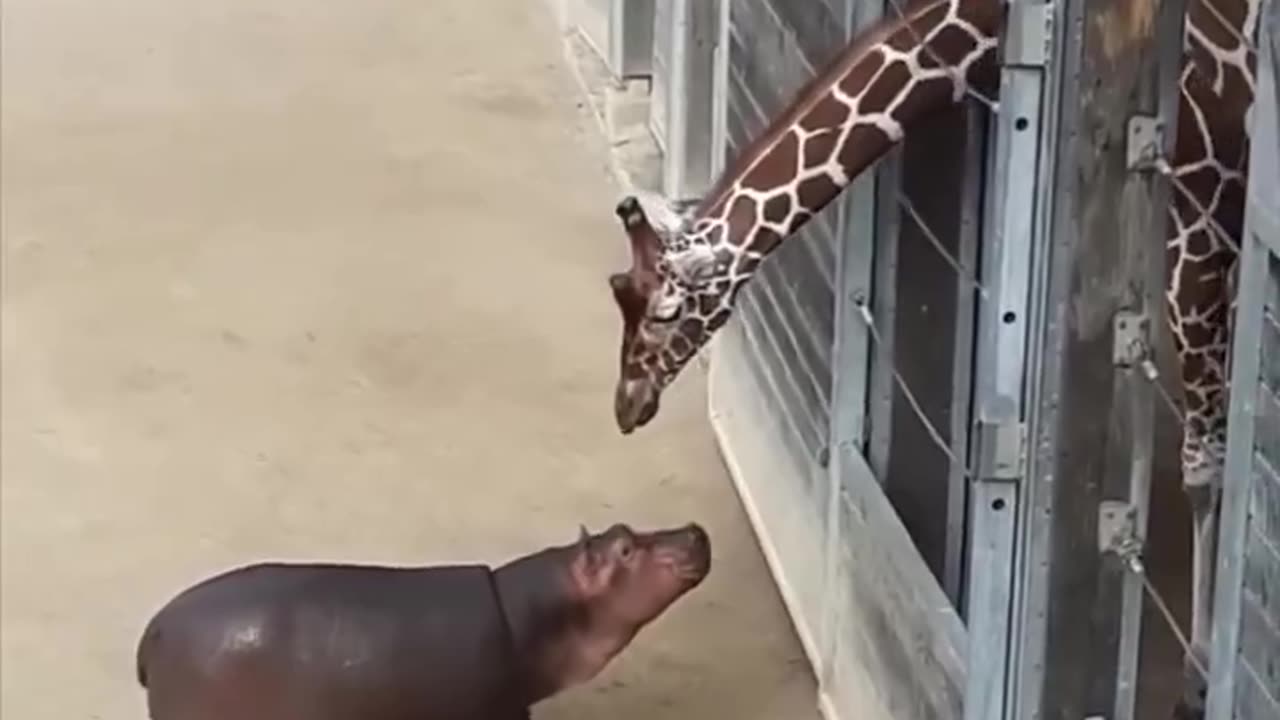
top-left (543, 1), bottom-right (663, 198)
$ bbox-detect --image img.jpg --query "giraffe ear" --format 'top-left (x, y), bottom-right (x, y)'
top-left (608, 272), bottom-right (631, 296)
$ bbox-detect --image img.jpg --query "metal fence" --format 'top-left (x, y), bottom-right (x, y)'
top-left (561, 0), bottom-right (1264, 717)
top-left (1207, 0), bottom-right (1280, 716)
top-left (709, 0), bottom-right (974, 716)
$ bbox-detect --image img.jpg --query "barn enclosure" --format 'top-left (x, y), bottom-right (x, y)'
top-left (558, 0), bottom-right (1276, 717)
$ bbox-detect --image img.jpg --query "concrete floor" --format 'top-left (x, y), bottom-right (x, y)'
top-left (0, 0), bottom-right (818, 718)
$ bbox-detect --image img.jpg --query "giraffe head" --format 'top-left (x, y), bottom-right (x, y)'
top-left (607, 194), bottom-right (736, 433)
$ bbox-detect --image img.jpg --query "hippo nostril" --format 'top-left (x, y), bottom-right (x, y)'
top-left (685, 523), bottom-right (709, 547)
top-left (682, 524), bottom-right (711, 572)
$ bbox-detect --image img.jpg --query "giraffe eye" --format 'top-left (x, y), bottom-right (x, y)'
top-left (649, 305), bottom-right (681, 323)
top-left (648, 291), bottom-right (684, 323)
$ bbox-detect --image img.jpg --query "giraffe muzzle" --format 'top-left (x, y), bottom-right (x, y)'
top-left (614, 379), bottom-right (660, 434)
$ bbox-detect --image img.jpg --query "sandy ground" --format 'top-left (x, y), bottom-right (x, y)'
top-left (0, 0), bottom-right (819, 717)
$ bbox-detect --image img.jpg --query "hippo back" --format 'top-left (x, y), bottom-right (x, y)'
top-left (137, 562), bottom-right (528, 720)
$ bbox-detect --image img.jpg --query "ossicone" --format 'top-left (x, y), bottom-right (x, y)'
top-left (612, 195), bottom-right (662, 285)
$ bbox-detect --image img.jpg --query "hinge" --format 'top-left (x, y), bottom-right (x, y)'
top-left (1003, 1), bottom-right (1053, 68)
top-left (1126, 115), bottom-right (1165, 171)
top-left (977, 421), bottom-right (1027, 480)
top-left (1112, 310), bottom-right (1150, 368)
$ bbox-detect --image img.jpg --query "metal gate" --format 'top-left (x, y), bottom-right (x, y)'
top-left (609, 0), bottom-right (1218, 716)
top-left (1206, 0), bottom-right (1280, 716)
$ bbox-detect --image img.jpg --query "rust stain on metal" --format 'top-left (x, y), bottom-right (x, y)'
top-left (1095, 0), bottom-right (1158, 60)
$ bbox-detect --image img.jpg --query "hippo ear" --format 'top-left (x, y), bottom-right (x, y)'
top-left (576, 525), bottom-right (601, 571)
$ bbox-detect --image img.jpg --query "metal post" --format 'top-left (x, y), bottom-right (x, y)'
top-left (964, 4), bottom-right (1052, 719)
top-left (1206, 0), bottom-right (1280, 715)
top-left (822, 0), bottom-right (888, 688)
top-left (1007, 0), bottom-right (1186, 712)
top-left (944, 101), bottom-right (987, 611)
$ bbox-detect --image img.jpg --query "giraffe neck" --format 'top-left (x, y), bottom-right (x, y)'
top-left (680, 0), bottom-right (1000, 272)
top-left (1184, 0), bottom-right (1260, 97)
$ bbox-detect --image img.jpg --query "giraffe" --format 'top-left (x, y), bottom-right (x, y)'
top-left (603, 0), bottom-right (1259, 714)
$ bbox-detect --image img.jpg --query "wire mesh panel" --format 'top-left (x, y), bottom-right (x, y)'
top-left (1206, 0), bottom-right (1280, 715)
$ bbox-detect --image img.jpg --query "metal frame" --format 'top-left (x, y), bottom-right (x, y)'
top-left (661, 0), bottom-right (1196, 716)
top-left (1206, 0), bottom-right (1280, 714)
top-left (943, 101), bottom-right (987, 608)
top-left (1004, 0), bottom-right (1187, 712)
top-left (823, 0), bottom-right (887, 692)
top-left (1110, 0), bottom-right (1190, 713)
top-left (709, 0), bottom-right (733, 180)
top-left (864, 151), bottom-right (902, 483)
top-left (649, 0), bottom-right (719, 201)
top-left (572, 0), bottom-right (655, 81)
top-left (963, 3), bottom-right (1054, 718)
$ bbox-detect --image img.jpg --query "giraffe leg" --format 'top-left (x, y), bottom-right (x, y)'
top-left (1163, 215), bottom-right (1236, 717)
top-left (1172, 430), bottom-right (1225, 720)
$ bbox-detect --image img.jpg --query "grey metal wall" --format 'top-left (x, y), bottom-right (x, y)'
top-left (706, 0), bottom-right (970, 717)
top-left (1237, 258), bottom-right (1280, 717)
top-left (723, 0), bottom-right (843, 462)
top-left (1206, 1), bottom-right (1280, 716)
top-left (716, 0), bottom-right (841, 651)
top-left (723, 0), bottom-right (979, 602)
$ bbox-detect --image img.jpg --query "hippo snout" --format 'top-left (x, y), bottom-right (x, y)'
top-left (678, 523), bottom-right (712, 580)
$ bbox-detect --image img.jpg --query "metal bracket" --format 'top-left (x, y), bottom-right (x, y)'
top-left (1126, 116), bottom-right (1165, 171)
top-left (1098, 500), bottom-right (1144, 571)
top-left (1003, 1), bottom-right (1052, 67)
top-left (1112, 310), bottom-right (1150, 368)
top-left (977, 421), bottom-right (1027, 479)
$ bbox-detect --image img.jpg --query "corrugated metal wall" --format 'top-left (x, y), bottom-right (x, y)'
top-left (707, 0), bottom-right (970, 717)
top-left (716, 0), bottom-right (843, 648)
top-left (1238, 258), bottom-right (1280, 717)
top-left (723, 0), bottom-right (843, 459)
top-left (1207, 4), bottom-right (1280, 716)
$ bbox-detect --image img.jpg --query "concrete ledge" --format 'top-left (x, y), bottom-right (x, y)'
top-left (546, 3), bottom-right (663, 197)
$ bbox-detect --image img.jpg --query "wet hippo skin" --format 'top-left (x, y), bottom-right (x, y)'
top-left (136, 522), bottom-right (712, 720)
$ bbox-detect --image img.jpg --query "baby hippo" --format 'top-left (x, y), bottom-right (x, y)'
top-left (136, 521), bottom-right (711, 720)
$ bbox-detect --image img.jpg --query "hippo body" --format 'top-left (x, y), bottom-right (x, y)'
top-left (136, 522), bottom-right (711, 720)
top-left (137, 563), bottom-right (527, 720)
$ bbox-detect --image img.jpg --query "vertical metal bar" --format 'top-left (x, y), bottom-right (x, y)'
top-left (1207, 1), bottom-right (1279, 715)
top-left (865, 153), bottom-right (901, 483)
top-left (965, 4), bottom-right (1051, 718)
top-left (1008, 0), bottom-right (1186, 709)
top-left (1112, 324), bottom-right (1157, 720)
top-left (823, 0), bottom-right (884, 683)
top-left (1005, 0), bottom-right (1072, 714)
top-left (608, 0), bottom-right (655, 79)
top-left (708, 0), bottom-right (732, 179)
top-left (851, 0), bottom-right (898, 484)
top-left (663, 0), bottom-right (689, 198)
top-left (944, 101), bottom-right (987, 608)
top-left (1112, 0), bottom-right (1189, 714)
top-left (1204, 246), bottom-right (1268, 720)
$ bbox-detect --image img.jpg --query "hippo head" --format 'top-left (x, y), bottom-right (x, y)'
top-left (497, 521), bottom-right (712, 702)
top-left (567, 522), bottom-right (712, 630)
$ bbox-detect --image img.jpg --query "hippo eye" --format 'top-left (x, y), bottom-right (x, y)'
top-left (617, 542), bottom-right (634, 560)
